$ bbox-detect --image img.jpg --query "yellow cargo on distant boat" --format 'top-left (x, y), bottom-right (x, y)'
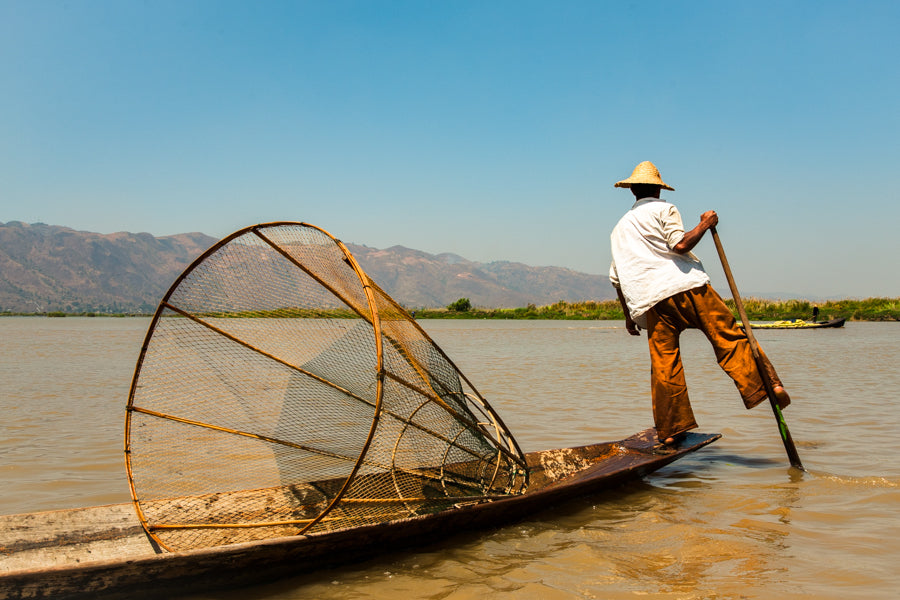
top-left (745, 318), bottom-right (846, 330)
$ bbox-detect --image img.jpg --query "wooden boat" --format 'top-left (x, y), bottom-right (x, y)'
top-left (2, 224), bottom-right (724, 598)
top-left (749, 317), bottom-right (846, 330)
top-left (0, 429), bottom-right (718, 600)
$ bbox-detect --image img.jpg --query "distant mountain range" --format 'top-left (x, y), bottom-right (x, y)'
top-left (0, 221), bottom-right (615, 313)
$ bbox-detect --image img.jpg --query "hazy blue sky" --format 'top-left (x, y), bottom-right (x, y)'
top-left (2, 1), bottom-right (897, 298)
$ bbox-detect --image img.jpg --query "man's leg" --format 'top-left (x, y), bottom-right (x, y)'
top-left (645, 304), bottom-right (698, 442)
top-left (686, 285), bottom-right (788, 409)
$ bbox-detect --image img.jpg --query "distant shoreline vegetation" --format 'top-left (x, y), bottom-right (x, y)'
top-left (1, 298), bottom-right (898, 321)
top-left (418, 298), bottom-right (900, 321)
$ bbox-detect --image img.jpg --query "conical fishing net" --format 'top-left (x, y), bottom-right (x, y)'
top-left (125, 222), bottom-right (528, 552)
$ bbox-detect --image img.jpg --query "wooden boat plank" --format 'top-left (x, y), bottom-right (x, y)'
top-left (0, 504), bottom-right (152, 571)
top-left (0, 430), bottom-right (719, 600)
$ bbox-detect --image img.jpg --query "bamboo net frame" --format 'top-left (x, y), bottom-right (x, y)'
top-left (125, 222), bottom-right (528, 552)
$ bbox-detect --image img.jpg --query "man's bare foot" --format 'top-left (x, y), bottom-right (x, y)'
top-left (773, 385), bottom-right (791, 409)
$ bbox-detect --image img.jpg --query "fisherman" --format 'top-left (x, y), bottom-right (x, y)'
top-left (608, 161), bottom-right (790, 445)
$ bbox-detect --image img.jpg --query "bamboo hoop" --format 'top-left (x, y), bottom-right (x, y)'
top-left (124, 222), bottom-right (529, 552)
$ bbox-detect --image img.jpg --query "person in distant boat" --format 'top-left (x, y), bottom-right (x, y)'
top-left (608, 161), bottom-right (790, 446)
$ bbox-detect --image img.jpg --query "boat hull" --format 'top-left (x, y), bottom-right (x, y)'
top-left (750, 317), bottom-right (846, 329)
top-left (0, 429), bottom-right (719, 600)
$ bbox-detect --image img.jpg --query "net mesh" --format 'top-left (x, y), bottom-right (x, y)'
top-left (125, 222), bottom-right (527, 551)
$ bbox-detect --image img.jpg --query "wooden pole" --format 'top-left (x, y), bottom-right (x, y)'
top-left (710, 227), bottom-right (804, 470)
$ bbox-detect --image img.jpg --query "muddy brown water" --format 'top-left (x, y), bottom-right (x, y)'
top-left (1, 317), bottom-right (897, 599)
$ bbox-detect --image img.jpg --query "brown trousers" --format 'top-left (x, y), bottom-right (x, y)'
top-left (644, 284), bottom-right (785, 440)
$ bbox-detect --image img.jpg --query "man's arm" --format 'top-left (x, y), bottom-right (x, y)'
top-left (673, 210), bottom-right (718, 254)
top-left (616, 287), bottom-right (640, 336)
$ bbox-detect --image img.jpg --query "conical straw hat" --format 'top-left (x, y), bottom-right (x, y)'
top-left (614, 161), bottom-right (674, 191)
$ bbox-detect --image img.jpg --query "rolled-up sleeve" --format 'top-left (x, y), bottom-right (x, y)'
top-left (661, 205), bottom-right (686, 250)
top-left (609, 260), bottom-right (620, 288)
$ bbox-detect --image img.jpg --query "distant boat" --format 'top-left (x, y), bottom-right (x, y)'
top-left (746, 317), bottom-right (846, 330)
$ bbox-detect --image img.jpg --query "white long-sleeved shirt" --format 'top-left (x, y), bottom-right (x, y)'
top-left (609, 198), bottom-right (710, 327)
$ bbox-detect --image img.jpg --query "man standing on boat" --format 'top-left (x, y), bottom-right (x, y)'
top-left (608, 161), bottom-right (790, 445)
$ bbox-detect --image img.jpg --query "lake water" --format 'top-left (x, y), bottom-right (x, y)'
top-left (1, 317), bottom-right (898, 599)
